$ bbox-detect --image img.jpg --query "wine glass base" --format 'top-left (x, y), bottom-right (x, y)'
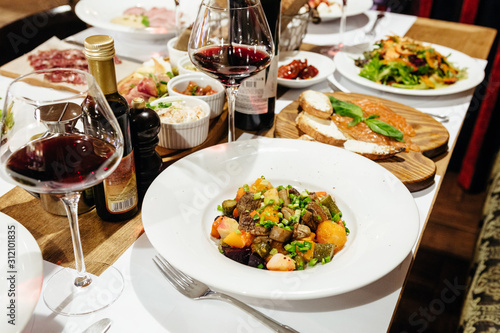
top-left (43, 262), bottom-right (124, 316)
top-left (319, 44), bottom-right (344, 58)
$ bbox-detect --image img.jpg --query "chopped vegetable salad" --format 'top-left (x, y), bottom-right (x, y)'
top-left (355, 35), bottom-right (467, 90)
top-left (210, 177), bottom-right (349, 271)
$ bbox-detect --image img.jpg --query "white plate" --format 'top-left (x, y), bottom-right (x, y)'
top-left (0, 213), bottom-right (43, 333)
top-left (277, 51), bottom-right (335, 88)
top-left (75, 0), bottom-right (177, 40)
top-left (142, 138), bottom-right (420, 300)
top-left (318, 0), bottom-right (373, 22)
top-left (334, 43), bottom-right (485, 96)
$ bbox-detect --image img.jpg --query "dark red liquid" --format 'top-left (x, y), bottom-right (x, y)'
top-left (192, 45), bottom-right (271, 85)
top-left (6, 134), bottom-right (116, 191)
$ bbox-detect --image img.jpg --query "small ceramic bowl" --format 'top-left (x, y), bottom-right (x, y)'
top-left (150, 96), bottom-right (210, 149)
top-left (177, 55), bottom-right (200, 75)
top-left (167, 73), bottom-right (226, 119)
top-left (167, 37), bottom-right (188, 71)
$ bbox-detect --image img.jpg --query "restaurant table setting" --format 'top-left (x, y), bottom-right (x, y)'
top-left (0, 2), bottom-right (497, 332)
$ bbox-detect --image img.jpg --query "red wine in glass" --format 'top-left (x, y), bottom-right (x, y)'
top-left (6, 134), bottom-right (116, 191)
top-left (191, 45), bottom-right (272, 86)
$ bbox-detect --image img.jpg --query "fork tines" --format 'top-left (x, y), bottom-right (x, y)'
top-left (153, 254), bottom-right (195, 291)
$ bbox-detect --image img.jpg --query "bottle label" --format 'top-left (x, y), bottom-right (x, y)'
top-left (103, 151), bottom-right (138, 213)
top-left (235, 56), bottom-right (278, 115)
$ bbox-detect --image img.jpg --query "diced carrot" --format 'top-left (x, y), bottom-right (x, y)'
top-left (236, 186), bottom-right (246, 201)
top-left (315, 191), bottom-right (327, 198)
top-left (296, 241), bottom-right (315, 261)
top-left (250, 177), bottom-right (273, 193)
top-left (300, 232), bottom-right (315, 242)
top-left (223, 230), bottom-right (255, 248)
top-left (316, 220), bottom-right (347, 253)
top-left (261, 206), bottom-right (280, 223)
top-left (210, 216), bottom-right (223, 238)
top-left (236, 178), bottom-right (273, 201)
top-left (232, 207), bottom-right (239, 218)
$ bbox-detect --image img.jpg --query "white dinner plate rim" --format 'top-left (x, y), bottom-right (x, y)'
top-left (75, 0), bottom-right (177, 39)
top-left (318, 0), bottom-right (374, 21)
top-left (0, 212), bottom-right (43, 333)
top-left (333, 42), bottom-right (485, 96)
top-left (277, 51), bottom-right (336, 88)
top-left (142, 138), bottom-right (420, 300)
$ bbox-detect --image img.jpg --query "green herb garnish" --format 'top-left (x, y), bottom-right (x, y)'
top-left (329, 96), bottom-right (405, 142)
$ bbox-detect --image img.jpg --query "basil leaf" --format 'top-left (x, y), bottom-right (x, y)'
top-left (329, 96), bottom-right (363, 119)
top-left (348, 117), bottom-right (363, 127)
top-left (141, 16), bottom-right (150, 27)
top-left (365, 118), bottom-right (405, 142)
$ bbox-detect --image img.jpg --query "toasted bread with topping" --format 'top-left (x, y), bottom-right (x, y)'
top-left (296, 111), bottom-right (347, 146)
top-left (298, 90), bottom-right (333, 119)
top-left (343, 140), bottom-right (405, 160)
top-left (296, 91), bottom-right (413, 160)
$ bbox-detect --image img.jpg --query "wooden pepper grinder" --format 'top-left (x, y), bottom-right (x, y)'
top-left (130, 97), bottom-right (163, 204)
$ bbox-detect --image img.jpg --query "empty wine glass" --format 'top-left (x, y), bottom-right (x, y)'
top-left (0, 68), bottom-right (124, 315)
top-left (325, 0), bottom-right (347, 57)
top-left (188, 0), bottom-right (274, 142)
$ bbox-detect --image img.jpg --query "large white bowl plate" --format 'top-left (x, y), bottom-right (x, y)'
top-left (334, 43), bottom-right (485, 96)
top-left (142, 139), bottom-right (420, 300)
top-left (0, 213), bottom-right (43, 333)
top-left (75, 0), bottom-right (177, 40)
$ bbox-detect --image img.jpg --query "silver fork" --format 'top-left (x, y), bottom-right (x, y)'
top-left (153, 254), bottom-right (300, 333)
top-left (365, 12), bottom-right (386, 41)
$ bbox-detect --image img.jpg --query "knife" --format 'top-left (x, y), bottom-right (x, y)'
top-left (81, 318), bottom-right (112, 333)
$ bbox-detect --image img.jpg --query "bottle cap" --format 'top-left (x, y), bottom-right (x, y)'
top-left (84, 35), bottom-right (115, 61)
top-left (131, 97), bottom-right (146, 109)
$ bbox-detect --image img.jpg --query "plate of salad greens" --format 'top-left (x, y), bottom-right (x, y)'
top-left (334, 36), bottom-right (485, 96)
top-left (142, 138), bottom-right (420, 300)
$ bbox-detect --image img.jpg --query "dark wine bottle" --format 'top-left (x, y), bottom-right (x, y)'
top-left (130, 97), bottom-right (163, 205)
top-left (234, 0), bottom-right (281, 131)
top-left (84, 35), bottom-right (139, 222)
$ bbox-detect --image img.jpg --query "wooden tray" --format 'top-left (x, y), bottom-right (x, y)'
top-left (156, 109), bottom-right (228, 165)
top-left (275, 92), bottom-right (450, 192)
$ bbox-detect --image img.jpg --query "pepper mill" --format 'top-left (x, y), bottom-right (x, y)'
top-left (130, 97), bottom-right (163, 204)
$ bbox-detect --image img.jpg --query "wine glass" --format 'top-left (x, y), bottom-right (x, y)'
top-left (0, 68), bottom-right (124, 316)
top-left (324, 0), bottom-right (347, 57)
top-left (188, 0), bottom-right (274, 142)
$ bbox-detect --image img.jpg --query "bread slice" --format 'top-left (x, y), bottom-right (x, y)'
top-left (298, 90), bottom-right (333, 119)
top-left (343, 140), bottom-right (405, 160)
top-left (296, 111), bottom-right (347, 146)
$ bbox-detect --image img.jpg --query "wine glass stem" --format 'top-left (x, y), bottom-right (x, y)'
top-left (60, 192), bottom-right (92, 288)
top-left (339, 0), bottom-right (346, 47)
top-left (225, 85), bottom-right (239, 143)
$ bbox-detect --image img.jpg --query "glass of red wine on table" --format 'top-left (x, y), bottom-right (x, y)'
top-left (0, 68), bottom-right (125, 315)
top-left (188, 0), bottom-right (275, 142)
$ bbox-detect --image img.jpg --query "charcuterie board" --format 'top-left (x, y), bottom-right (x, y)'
top-left (0, 37), bottom-right (138, 82)
top-left (275, 92), bottom-right (450, 192)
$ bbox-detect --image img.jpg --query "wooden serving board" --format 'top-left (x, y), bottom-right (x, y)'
top-left (275, 92), bottom-right (450, 192)
top-left (156, 109), bottom-right (228, 165)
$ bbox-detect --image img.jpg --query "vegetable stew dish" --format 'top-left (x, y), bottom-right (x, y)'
top-left (355, 35), bottom-right (467, 90)
top-left (210, 177), bottom-right (349, 271)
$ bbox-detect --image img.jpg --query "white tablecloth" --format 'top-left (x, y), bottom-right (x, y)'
top-left (0, 10), bottom-right (486, 333)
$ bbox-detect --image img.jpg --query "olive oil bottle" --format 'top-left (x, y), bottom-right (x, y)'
top-left (84, 35), bottom-right (139, 221)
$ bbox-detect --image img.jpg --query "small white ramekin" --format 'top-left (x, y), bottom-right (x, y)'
top-left (167, 37), bottom-right (188, 71)
top-left (177, 55), bottom-right (200, 75)
top-left (150, 96), bottom-right (210, 149)
top-left (167, 73), bottom-right (226, 119)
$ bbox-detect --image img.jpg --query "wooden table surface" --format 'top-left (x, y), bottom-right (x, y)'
top-left (0, 16), bottom-right (497, 277)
